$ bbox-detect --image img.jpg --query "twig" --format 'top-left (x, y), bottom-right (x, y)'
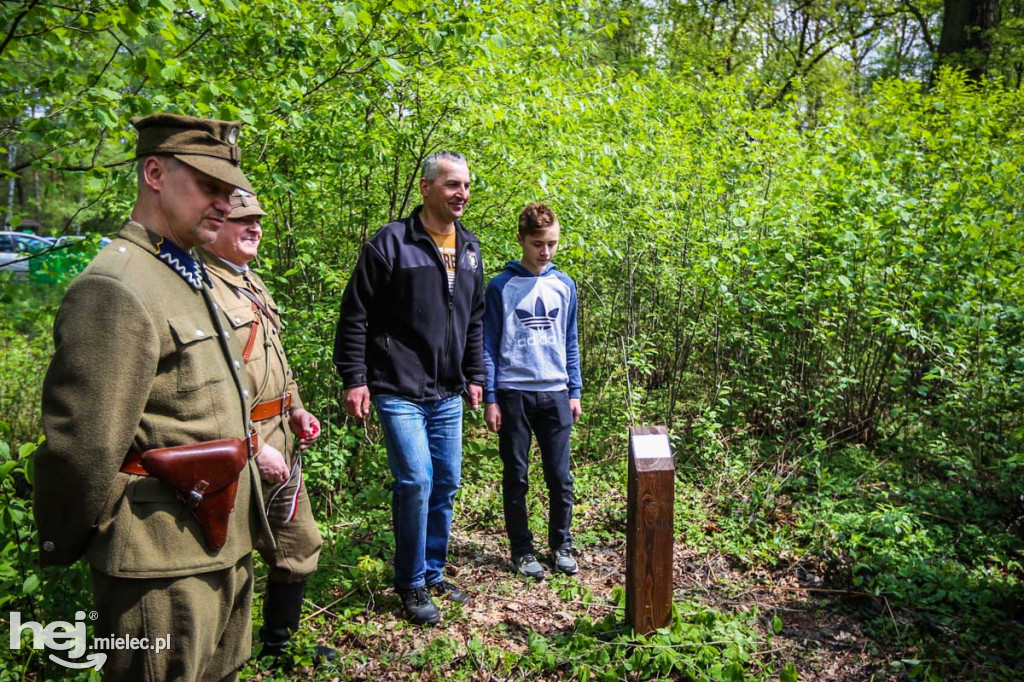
top-left (726, 583), bottom-right (883, 600)
top-left (883, 596), bottom-right (903, 642)
top-left (482, 591), bottom-right (618, 612)
top-left (302, 588), bottom-right (358, 622)
top-left (0, 0), bottom-right (42, 59)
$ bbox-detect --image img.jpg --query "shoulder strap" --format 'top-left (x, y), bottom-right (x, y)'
top-left (241, 302), bottom-right (260, 363)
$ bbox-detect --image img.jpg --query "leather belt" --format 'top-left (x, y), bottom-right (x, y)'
top-left (250, 392), bottom-right (291, 422)
top-left (121, 432), bottom-right (259, 476)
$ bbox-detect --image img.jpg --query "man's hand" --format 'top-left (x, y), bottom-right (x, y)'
top-left (570, 398), bottom-right (582, 423)
top-left (289, 408), bottom-right (321, 451)
top-left (467, 383), bottom-right (483, 410)
top-left (485, 402), bottom-right (501, 433)
top-left (344, 386), bottom-right (372, 418)
top-left (256, 443), bottom-right (289, 485)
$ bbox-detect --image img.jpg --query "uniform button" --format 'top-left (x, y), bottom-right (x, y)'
top-left (271, 328), bottom-right (277, 335)
top-left (212, 302), bottom-right (218, 311)
top-left (243, 389), bottom-right (250, 398)
top-left (43, 541), bottom-right (55, 552)
top-left (234, 317), bottom-right (242, 324)
top-left (234, 360), bottom-right (241, 369)
top-left (195, 329), bottom-right (205, 337)
top-left (222, 331), bottom-right (230, 339)
top-left (117, 246), bottom-right (126, 253)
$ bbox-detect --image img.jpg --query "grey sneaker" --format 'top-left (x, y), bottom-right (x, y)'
top-left (553, 542), bottom-right (579, 575)
top-left (513, 553), bottom-right (546, 580)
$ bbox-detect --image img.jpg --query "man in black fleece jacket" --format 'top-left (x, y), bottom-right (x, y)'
top-left (334, 151), bottom-right (484, 625)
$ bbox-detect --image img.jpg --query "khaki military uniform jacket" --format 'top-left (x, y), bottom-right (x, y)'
top-left (200, 252), bottom-right (323, 580)
top-left (199, 253), bottom-right (304, 463)
top-left (34, 221), bottom-right (273, 577)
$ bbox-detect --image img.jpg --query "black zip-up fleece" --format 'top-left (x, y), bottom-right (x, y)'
top-left (333, 205), bottom-right (485, 400)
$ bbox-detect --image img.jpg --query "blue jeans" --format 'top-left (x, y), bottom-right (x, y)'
top-left (374, 394), bottom-right (463, 589)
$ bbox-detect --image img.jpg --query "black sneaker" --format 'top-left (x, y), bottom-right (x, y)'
top-left (513, 553), bottom-right (546, 580)
top-left (553, 542), bottom-right (579, 575)
top-left (397, 586), bottom-right (441, 626)
top-left (428, 579), bottom-right (471, 604)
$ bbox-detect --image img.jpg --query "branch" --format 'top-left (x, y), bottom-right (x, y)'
top-left (173, 25), bottom-right (211, 59)
top-left (0, 0), bottom-right (42, 59)
top-left (768, 23), bottom-right (881, 107)
top-left (60, 184), bottom-right (114, 234)
top-left (43, 42), bottom-right (122, 122)
top-left (10, 7), bottom-right (98, 41)
top-left (901, 0), bottom-right (936, 54)
top-left (103, 25), bottom-right (135, 56)
top-left (397, 104), bottom-right (450, 217)
top-left (51, 157), bottom-right (134, 172)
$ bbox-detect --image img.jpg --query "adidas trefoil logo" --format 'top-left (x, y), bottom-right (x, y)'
top-left (515, 297), bottom-right (559, 331)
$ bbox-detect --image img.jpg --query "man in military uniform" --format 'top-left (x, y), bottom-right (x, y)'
top-left (33, 114), bottom-right (272, 681)
top-left (199, 190), bottom-right (330, 662)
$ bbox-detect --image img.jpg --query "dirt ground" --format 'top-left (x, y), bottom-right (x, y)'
top-left (266, 529), bottom-right (905, 681)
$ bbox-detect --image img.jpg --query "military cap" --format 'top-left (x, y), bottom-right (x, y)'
top-left (229, 189), bottom-right (267, 219)
top-left (132, 113), bottom-right (254, 193)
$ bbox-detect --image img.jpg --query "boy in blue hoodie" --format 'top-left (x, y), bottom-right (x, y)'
top-left (483, 203), bottom-right (583, 579)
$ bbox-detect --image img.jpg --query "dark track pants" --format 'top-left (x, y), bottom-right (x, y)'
top-left (497, 389), bottom-right (574, 557)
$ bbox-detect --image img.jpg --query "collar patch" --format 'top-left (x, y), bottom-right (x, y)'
top-left (155, 237), bottom-right (209, 289)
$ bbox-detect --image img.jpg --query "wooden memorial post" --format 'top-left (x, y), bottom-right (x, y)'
top-left (626, 425), bottom-right (675, 634)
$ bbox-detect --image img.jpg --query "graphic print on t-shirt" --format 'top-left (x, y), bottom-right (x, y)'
top-left (427, 228), bottom-right (457, 293)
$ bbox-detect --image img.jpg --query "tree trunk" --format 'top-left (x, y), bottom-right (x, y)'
top-left (934, 0), bottom-right (1001, 82)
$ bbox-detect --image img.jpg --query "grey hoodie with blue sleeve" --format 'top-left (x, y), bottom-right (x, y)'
top-left (482, 260), bottom-right (582, 403)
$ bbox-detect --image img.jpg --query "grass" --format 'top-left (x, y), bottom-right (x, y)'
top-left (238, 419), bottom-right (1024, 681)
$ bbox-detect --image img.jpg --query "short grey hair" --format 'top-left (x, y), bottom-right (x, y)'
top-left (136, 154), bottom-right (181, 185)
top-left (421, 151), bottom-right (467, 181)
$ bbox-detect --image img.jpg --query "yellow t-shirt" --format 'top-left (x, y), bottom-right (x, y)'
top-left (427, 228), bottom-right (457, 293)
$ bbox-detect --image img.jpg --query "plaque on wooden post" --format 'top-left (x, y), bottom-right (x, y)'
top-left (626, 425), bottom-right (675, 634)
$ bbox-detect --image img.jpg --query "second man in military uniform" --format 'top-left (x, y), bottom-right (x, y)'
top-left (200, 189), bottom-right (330, 662)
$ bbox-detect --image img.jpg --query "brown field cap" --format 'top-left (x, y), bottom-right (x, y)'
top-left (229, 190), bottom-right (267, 219)
top-left (132, 113), bottom-right (254, 193)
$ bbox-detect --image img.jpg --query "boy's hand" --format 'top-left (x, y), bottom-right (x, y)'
top-left (485, 402), bottom-right (502, 433)
top-left (289, 408), bottom-right (321, 450)
top-left (467, 383), bottom-right (482, 409)
top-left (256, 443), bottom-right (289, 485)
top-left (344, 386), bottom-right (372, 418)
top-left (570, 398), bottom-right (582, 423)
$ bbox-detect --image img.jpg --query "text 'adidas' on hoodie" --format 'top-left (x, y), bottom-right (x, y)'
top-left (482, 260), bottom-right (582, 403)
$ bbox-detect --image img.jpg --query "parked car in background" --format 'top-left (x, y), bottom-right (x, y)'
top-left (0, 231), bottom-right (53, 276)
top-left (1, 231), bottom-right (112, 282)
top-left (32, 234), bottom-right (112, 284)
top-left (53, 235), bottom-right (111, 249)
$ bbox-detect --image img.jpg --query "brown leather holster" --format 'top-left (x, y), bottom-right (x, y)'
top-left (121, 436), bottom-right (255, 551)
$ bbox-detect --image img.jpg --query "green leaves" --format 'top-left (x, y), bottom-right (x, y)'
top-left (21, 574), bottom-right (39, 595)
